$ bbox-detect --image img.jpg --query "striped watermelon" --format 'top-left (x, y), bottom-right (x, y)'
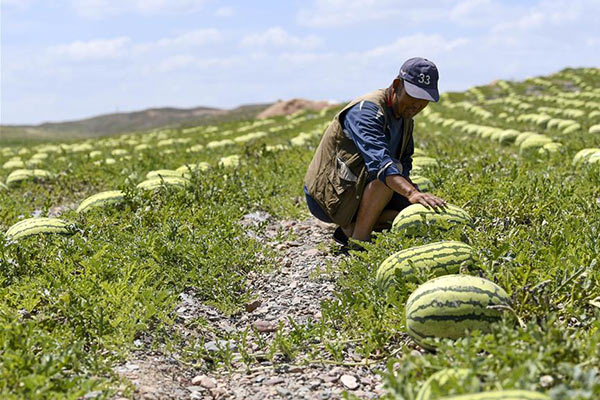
top-left (137, 176), bottom-right (189, 191)
top-left (376, 241), bottom-right (474, 289)
top-left (5, 217), bottom-right (74, 240)
top-left (2, 159), bottom-right (26, 170)
top-left (6, 169), bottom-right (52, 187)
top-left (219, 155), bottom-right (241, 168)
top-left (405, 275), bottom-right (510, 348)
top-left (416, 368), bottom-right (480, 400)
top-left (145, 169), bottom-right (189, 180)
top-left (497, 129), bottom-right (520, 145)
top-left (572, 148), bottom-right (600, 165)
top-left (413, 156), bottom-right (439, 168)
top-left (77, 190), bottom-right (125, 213)
top-left (519, 135), bottom-right (552, 153)
top-left (176, 162), bottom-right (210, 174)
top-left (392, 204), bottom-right (472, 235)
top-left (437, 390), bottom-right (549, 400)
top-left (411, 175), bottom-right (434, 192)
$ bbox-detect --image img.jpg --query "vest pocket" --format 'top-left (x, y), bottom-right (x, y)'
top-left (325, 151), bottom-right (364, 217)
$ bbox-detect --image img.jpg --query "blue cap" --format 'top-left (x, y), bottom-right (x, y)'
top-left (398, 57), bottom-right (440, 102)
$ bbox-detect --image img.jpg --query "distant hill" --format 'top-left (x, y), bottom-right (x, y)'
top-left (0, 103), bottom-right (272, 142)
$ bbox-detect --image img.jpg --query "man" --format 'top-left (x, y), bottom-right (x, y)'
top-left (304, 57), bottom-right (447, 246)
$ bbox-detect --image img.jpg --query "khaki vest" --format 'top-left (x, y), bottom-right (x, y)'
top-left (304, 89), bottom-right (414, 226)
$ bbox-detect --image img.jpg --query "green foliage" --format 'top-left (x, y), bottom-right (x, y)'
top-left (1, 68), bottom-right (599, 398)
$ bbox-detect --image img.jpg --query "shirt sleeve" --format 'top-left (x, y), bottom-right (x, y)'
top-left (342, 101), bottom-right (402, 184)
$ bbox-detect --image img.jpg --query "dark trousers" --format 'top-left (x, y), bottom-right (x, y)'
top-left (304, 185), bottom-right (410, 224)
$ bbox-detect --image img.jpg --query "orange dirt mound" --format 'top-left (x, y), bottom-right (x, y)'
top-left (257, 98), bottom-right (333, 119)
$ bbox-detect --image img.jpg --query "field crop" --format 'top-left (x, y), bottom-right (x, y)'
top-left (1, 68), bottom-right (599, 399)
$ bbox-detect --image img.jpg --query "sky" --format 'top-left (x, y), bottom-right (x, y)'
top-left (1, 0), bottom-right (599, 125)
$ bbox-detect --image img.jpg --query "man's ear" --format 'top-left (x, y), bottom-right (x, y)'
top-left (392, 78), bottom-right (404, 94)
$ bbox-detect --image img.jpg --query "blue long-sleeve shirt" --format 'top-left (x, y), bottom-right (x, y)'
top-left (341, 100), bottom-right (414, 184)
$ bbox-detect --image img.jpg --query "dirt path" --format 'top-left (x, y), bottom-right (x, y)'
top-left (114, 214), bottom-right (387, 399)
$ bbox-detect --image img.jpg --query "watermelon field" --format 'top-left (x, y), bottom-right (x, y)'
top-left (1, 67), bottom-right (599, 399)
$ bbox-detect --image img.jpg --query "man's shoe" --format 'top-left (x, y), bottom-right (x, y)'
top-left (333, 226), bottom-right (349, 246)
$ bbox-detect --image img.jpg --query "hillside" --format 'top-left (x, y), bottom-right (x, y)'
top-left (0, 67), bottom-right (599, 399)
top-left (0, 103), bottom-right (271, 141)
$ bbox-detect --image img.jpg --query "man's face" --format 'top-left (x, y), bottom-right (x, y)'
top-left (392, 79), bottom-right (430, 119)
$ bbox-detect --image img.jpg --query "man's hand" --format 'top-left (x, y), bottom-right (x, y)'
top-left (385, 174), bottom-right (447, 209)
top-left (408, 191), bottom-right (447, 209)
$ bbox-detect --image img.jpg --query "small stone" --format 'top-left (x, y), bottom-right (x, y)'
top-left (303, 248), bottom-right (320, 256)
top-left (265, 376), bottom-right (285, 385)
top-left (191, 375), bottom-right (216, 389)
top-left (204, 340), bottom-right (236, 353)
top-left (540, 375), bottom-right (554, 388)
top-left (189, 392), bottom-right (203, 400)
top-left (308, 379), bottom-right (322, 389)
top-left (245, 299), bottom-right (262, 313)
top-left (254, 320), bottom-right (278, 333)
top-left (410, 349), bottom-right (422, 357)
top-left (340, 374), bottom-right (359, 390)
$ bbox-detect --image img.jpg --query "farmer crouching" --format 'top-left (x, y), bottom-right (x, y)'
top-left (304, 57), bottom-right (447, 248)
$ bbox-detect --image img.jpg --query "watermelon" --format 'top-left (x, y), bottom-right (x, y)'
top-left (137, 176), bottom-right (189, 191)
top-left (497, 130), bottom-right (520, 145)
top-left (6, 169), bottom-right (52, 187)
top-left (176, 162), bottom-right (210, 174)
top-left (437, 390), bottom-right (549, 400)
top-left (519, 135), bottom-right (552, 153)
top-left (219, 155), bottom-right (241, 168)
top-left (413, 156), bottom-right (439, 168)
top-left (77, 190), bottom-right (125, 213)
top-left (514, 132), bottom-right (537, 146)
top-left (145, 169), bottom-right (189, 180)
top-left (537, 142), bottom-right (562, 155)
top-left (572, 148), bottom-right (600, 165)
top-left (2, 159), bottom-right (25, 170)
top-left (416, 368), bottom-right (480, 400)
top-left (411, 175), bottom-right (434, 192)
top-left (5, 217), bottom-right (74, 240)
top-left (392, 204), bottom-right (472, 235)
top-left (376, 241), bottom-right (474, 289)
top-left (405, 275), bottom-right (510, 347)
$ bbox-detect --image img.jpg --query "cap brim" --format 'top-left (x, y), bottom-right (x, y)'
top-left (404, 80), bottom-right (440, 102)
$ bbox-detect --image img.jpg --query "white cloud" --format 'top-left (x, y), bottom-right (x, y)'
top-left (156, 29), bottom-right (222, 47)
top-left (296, 0), bottom-right (452, 28)
top-left (215, 6), bottom-right (233, 17)
top-left (155, 54), bottom-right (239, 73)
top-left (70, 0), bottom-right (206, 18)
top-left (297, 0), bottom-right (404, 27)
top-left (48, 37), bottom-right (131, 61)
top-left (241, 27), bottom-right (321, 49)
top-left (363, 34), bottom-right (470, 59)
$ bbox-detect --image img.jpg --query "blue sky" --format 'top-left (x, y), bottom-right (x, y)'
top-left (1, 0), bottom-right (599, 125)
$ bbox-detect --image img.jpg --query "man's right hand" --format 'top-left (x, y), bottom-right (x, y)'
top-left (386, 174), bottom-right (447, 209)
top-left (408, 191), bottom-right (447, 209)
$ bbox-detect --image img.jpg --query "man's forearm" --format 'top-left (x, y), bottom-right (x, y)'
top-left (384, 174), bottom-right (417, 198)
